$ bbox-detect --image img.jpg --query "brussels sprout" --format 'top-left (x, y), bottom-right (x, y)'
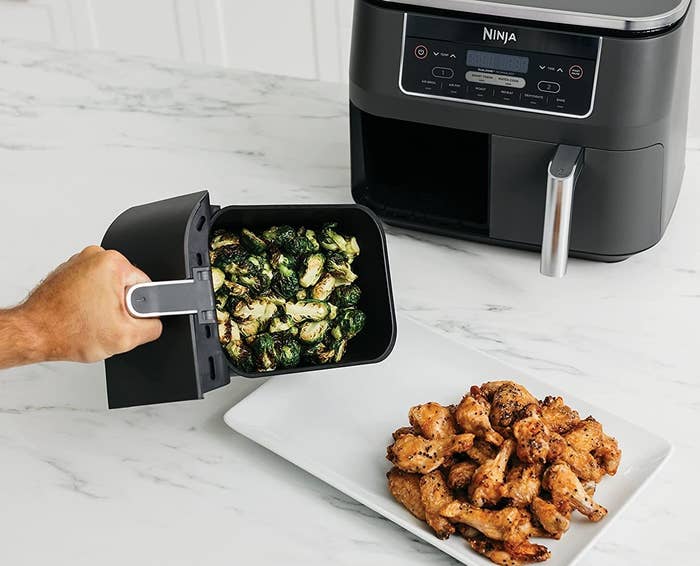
top-left (332, 339), bottom-right (347, 363)
top-left (224, 281), bottom-right (251, 303)
top-left (299, 253), bottom-right (326, 288)
top-left (326, 253), bottom-right (358, 284)
top-left (285, 299), bottom-right (331, 323)
top-left (276, 335), bottom-right (301, 368)
top-left (330, 284), bottom-right (361, 308)
top-left (333, 308), bottom-right (366, 340)
top-left (210, 230), bottom-right (239, 250)
top-left (251, 333), bottom-right (277, 371)
top-left (233, 299), bottom-right (278, 325)
top-left (299, 320), bottom-right (330, 345)
top-left (304, 229), bottom-right (320, 252)
top-left (236, 255), bottom-right (273, 293)
top-left (269, 315), bottom-right (296, 334)
top-left (296, 289), bottom-right (307, 301)
top-left (269, 225), bottom-right (297, 249)
top-left (211, 267), bottom-right (226, 293)
top-left (217, 309), bottom-right (231, 345)
top-left (215, 290), bottom-right (230, 311)
top-left (240, 228), bottom-right (267, 254)
top-left (311, 273), bottom-right (335, 301)
top-left (329, 304), bottom-right (338, 320)
top-left (213, 245), bottom-right (249, 275)
top-left (226, 340), bottom-right (255, 372)
top-left (319, 222), bottom-right (347, 252)
top-left (238, 319), bottom-right (260, 340)
top-left (259, 292), bottom-right (286, 307)
top-left (345, 237), bottom-right (360, 263)
top-left (261, 226), bottom-right (281, 244)
top-left (271, 254), bottom-right (300, 299)
top-left (303, 342), bottom-right (336, 365)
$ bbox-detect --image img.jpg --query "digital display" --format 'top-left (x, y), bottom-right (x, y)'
top-left (467, 50), bottom-right (529, 74)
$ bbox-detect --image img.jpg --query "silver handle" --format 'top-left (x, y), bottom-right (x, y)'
top-left (541, 145), bottom-right (585, 278)
top-left (125, 268), bottom-right (216, 324)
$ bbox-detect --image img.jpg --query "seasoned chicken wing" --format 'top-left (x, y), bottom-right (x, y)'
top-left (441, 501), bottom-right (531, 543)
top-left (547, 433), bottom-right (605, 483)
top-left (543, 463), bottom-right (607, 522)
top-left (388, 433), bottom-right (475, 474)
top-left (387, 467), bottom-right (426, 521)
top-left (409, 402), bottom-right (457, 439)
top-left (467, 438), bottom-right (499, 465)
top-left (420, 470), bottom-right (456, 539)
top-left (530, 496), bottom-right (570, 538)
top-left (469, 439), bottom-right (515, 507)
top-left (513, 404), bottom-right (551, 464)
top-left (469, 537), bottom-right (552, 565)
top-left (455, 388), bottom-right (504, 446)
top-left (447, 460), bottom-right (479, 490)
top-left (501, 462), bottom-right (543, 508)
top-left (563, 417), bottom-right (603, 453)
top-left (539, 396), bottom-right (581, 434)
top-left (486, 382), bottom-right (538, 429)
top-left (593, 433), bottom-right (622, 476)
top-left (392, 426), bottom-right (418, 440)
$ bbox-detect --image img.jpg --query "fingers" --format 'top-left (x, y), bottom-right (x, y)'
top-left (123, 265), bottom-right (153, 288)
top-left (130, 318), bottom-right (163, 347)
top-left (81, 245), bottom-right (105, 258)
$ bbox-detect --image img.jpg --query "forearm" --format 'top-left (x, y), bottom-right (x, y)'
top-left (0, 307), bottom-right (47, 369)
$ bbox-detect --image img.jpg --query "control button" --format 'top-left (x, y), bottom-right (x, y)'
top-left (496, 88), bottom-right (519, 103)
top-left (538, 81), bottom-right (561, 94)
top-left (569, 65), bottom-right (584, 80)
top-left (470, 85), bottom-right (493, 100)
top-left (432, 67), bottom-right (455, 79)
top-left (418, 78), bottom-right (441, 93)
top-left (414, 45), bottom-right (428, 59)
top-left (466, 71), bottom-right (526, 89)
top-left (445, 81), bottom-right (465, 97)
top-left (522, 92), bottom-right (547, 108)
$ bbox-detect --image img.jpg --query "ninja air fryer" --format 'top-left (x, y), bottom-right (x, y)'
top-left (102, 192), bottom-right (396, 409)
top-left (350, 0), bottom-right (695, 277)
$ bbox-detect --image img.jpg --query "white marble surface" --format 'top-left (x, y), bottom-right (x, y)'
top-left (0, 40), bottom-right (697, 566)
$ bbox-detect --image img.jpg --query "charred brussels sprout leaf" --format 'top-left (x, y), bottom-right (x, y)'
top-left (251, 333), bottom-right (277, 371)
top-left (304, 229), bottom-right (320, 252)
top-left (210, 230), bottom-right (239, 250)
top-left (269, 315), bottom-right (296, 334)
top-left (213, 245), bottom-right (249, 275)
top-left (240, 228), bottom-right (267, 254)
top-left (330, 284), bottom-right (361, 308)
top-left (334, 308), bottom-right (366, 340)
top-left (285, 299), bottom-right (331, 323)
top-left (303, 342), bottom-right (336, 365)
top-left (299, 253), bottom-right (326, 288)
top-left (326, 253), bottom-right (358, 284)
top-left (225, 340), bottom-right (255, 373)
top-left (275, 335), bottom-right (301, 368)
top-left (299, 320), bottom-right (330, 345)
top-left (233, 299), bottom-right (278, 326)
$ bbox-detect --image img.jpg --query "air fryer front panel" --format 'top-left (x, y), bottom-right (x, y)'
top-left (400, 14), bottom-right (601, 118)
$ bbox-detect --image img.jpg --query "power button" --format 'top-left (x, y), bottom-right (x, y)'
top-left (569, 65), bottom-right (584, 80)
top-left (414, 45), bottom-right (428, 60)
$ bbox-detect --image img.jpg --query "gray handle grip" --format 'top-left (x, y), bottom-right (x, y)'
top-left (125, 268), bottom-right (216, 324)
top-left (541, 145), bottom-right (585, 278)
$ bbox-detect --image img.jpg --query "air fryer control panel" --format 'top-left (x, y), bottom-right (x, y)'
top-left (400, 14), bottom-right (601, 118)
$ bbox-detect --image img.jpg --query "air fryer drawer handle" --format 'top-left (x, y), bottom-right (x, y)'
top-left (541, 145), bottom-right (585, 278)
top-left (125, 267), bottom-right (216, 324)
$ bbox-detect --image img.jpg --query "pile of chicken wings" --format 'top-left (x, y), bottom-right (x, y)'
top-left (386, 381), bottom-right (622, 565)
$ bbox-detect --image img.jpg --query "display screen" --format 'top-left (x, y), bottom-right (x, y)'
top-left (466, 50), bottom-right (529, 74)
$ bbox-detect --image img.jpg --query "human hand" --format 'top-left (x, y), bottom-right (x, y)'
top-left (15, 246), bottom-right (163, 364)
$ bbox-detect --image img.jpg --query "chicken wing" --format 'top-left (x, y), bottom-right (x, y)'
top-left (486, 382), bottom-right (538, 429)
top-left (512, 404), bottom-right (550, 464)
top-left (455, 389), bottom-right (505, 446)
top-left (440, 501), bottom-right (530, 543)
top-left (447, 460), bottom-right (479, 490)
top-left (392, 426), bottom-right (418, 440)
top-left (539, 396), bottom-right (580, 434)
top-left (547, 433), bottom-right (605, 483)
top-left (593, 433), bottom-right (622, 476)
top-left (530, 496), bottom-right (570, 538)
top-left (409, 402), bottom-right (457, 439)
top-left (563, 417), bottom-right (603, 453)
top-left (419, 470), bottom-right (456, 539)
top-left (467, 438), bottom-right (499, 465)
top-left (469, 439), bottom-right (515, 507)
top-left (501, 462), bottom-right (543, 508)
top-left (388, 433), bottom-right (475, 474)
top-left (543, 463), bottom-right (607, 522)
top-left (387, 467), bottom-right (426, 521)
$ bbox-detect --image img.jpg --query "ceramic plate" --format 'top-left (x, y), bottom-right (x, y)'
top-left (224, 315), bottom-right (672, 566)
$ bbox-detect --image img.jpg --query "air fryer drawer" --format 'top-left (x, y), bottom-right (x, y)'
top-left (489, 136), bottom-right (664, 258)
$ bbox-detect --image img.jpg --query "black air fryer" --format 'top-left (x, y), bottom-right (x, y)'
top-left (102, 192), bottom-right (396, 409)
top-left (350, 0), bottom-right (695, 276)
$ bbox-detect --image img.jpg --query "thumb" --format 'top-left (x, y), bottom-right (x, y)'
top-left (123, 265), bottom-right (153, 288)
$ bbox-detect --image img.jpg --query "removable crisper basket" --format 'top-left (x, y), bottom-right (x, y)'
top-left (211, 204), bottom-right (397, 378)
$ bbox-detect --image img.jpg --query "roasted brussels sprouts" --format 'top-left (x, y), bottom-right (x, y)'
top-left (211, 267), bottom-right (226, 293)
top-left (212, 222), bottom-right (366, 372)
top-left (276, 335), bottom-right (301, 368)
top-left (251, 333), bottom-right (277, 371)
top-left (299, 253), bottom-right (326, 288)
top-left (311, 273), bottom-right (335, 301)
top-left (225, 340), bottom-right (255, 373)
top-left (285, 299), bottom-right (331, 323)
top-left (330, 284), bottom-right (361, 308)
top-left (299, 320), bottom-right (330, 345)
top-left (240, 228), bottom-right (267, 254)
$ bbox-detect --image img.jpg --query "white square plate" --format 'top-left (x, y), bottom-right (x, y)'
top-left (224, 315), bottom-right (672, 566)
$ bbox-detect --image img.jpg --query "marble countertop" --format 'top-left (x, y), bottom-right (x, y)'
top-left (0, 40), bottom-right (697, 566)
